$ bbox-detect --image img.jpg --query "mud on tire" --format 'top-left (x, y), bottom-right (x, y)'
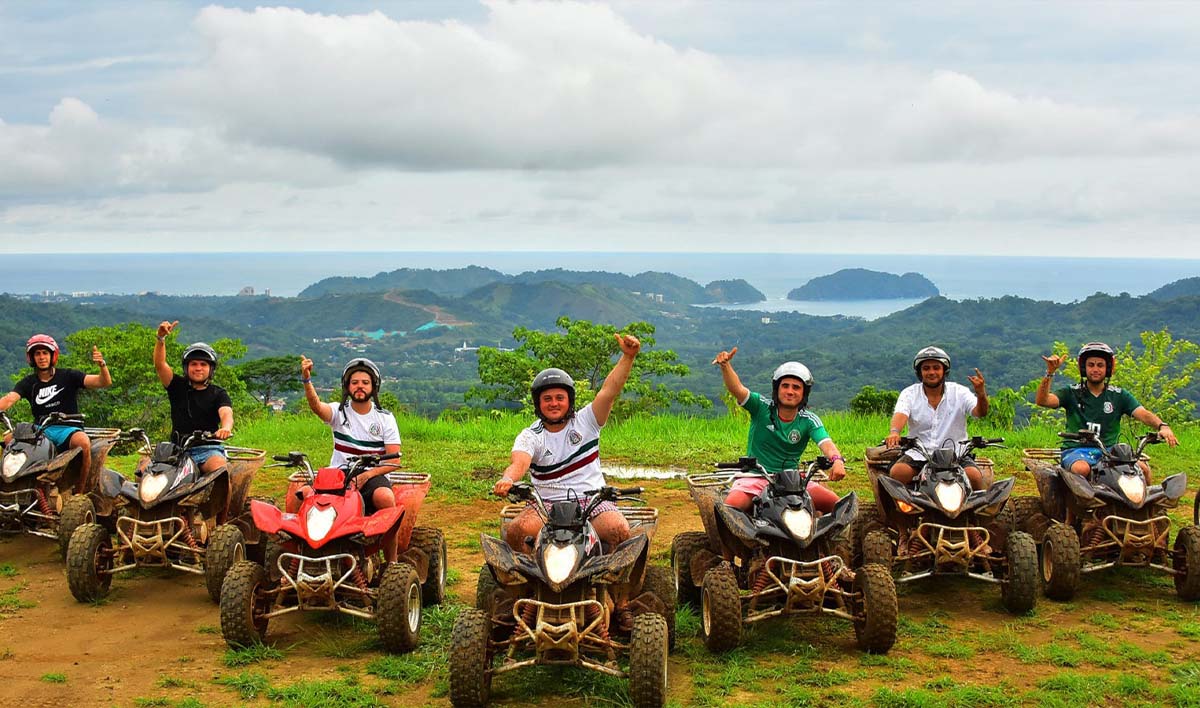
top-left (410, 526), bottom-right (447, 606)
top-left (220, 560), bottom-right (271, 648)
top-left (1174, 525), bottom-right (1200, 601)
top-left (1041, 523), bottom-right (1081, 601)
top-left (699, 566), bottom-right (741, 652)
top-left (670, 531), bottom-right (708, 608)
top-left (58, 494), bottom-right (96, 559)
top-left (475, 565), bottom-right (499, 617)
top-left (377, 561), bottom-right (422, 653)
top-left (861, 529), bottom-right (894, 569)
top-left (853, 563), bottom-right (898, 654)
top-left (67, 522), bottom-right (113, 602)
top-left (1001, 531), bottom-right (1038, 614)
top-left (1012, 496), bottom-right (1049, 541)
top-left (854, 502), bottom-right (884, 563)
top-left (628, 612), bottom-right (668, 708)
top-left (449, 608), bottom-right (492, 708)
top-left (205, 524), bottom-right (247, 603)
top-left (641, 564), bottom-right (677, 650)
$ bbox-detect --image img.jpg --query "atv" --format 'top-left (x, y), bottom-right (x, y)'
top-left (671, 456), bottom-right (896, 654)
top-left (219, 450), bottom-right (444, 654)
top-left (66, 429), bottom-right (265, 603)
top-left (0, 411), bottom-right (121, 556)
top-left (451, 482), bottom-right (670, 708)
top-left (859, 436), bottom-right (1038, 614)
top-left (1020, 430), bottom-right (1198, 601)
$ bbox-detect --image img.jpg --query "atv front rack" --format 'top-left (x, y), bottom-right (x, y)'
top-left (493, 597), bottom-right (627, 678)
top-left (745, 554), bottom-right (856, 622)
top-left (268, 551), bottom-right (375, 620)
top-left (1080, 515), bottom-right (1174, 573)
top-left (1023, 447), bottom-right (1149, 462)
top-left (112, 516), bottom-right (204, 574)
top-left (894, 522), bottom-right (1001, 584)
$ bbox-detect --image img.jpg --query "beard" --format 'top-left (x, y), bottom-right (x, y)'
top-left (350, 389), bottom-right (371, 402)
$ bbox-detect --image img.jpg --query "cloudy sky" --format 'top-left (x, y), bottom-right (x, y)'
top-left (2, 1), bottom-right (1199, 256)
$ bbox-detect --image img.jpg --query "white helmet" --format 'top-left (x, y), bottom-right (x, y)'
top-left (772, 361), bottom-right (814, 408)
top-left (913, 346), bottom-right (950, 377)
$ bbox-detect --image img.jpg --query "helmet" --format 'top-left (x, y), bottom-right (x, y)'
top-left (772, 361), bottom-right (814, 408)
top-left (25, 334), bottom-right (59, 368)
top-left (913, 346), bottom-right (951, 377)
top-left (182, 343), bottom-right (218, 383)
top-left (531, 368), bottom-right (575, 422)
top-left (341, 358), bottom-right (381, 392)
top-left (1076, 342), bottom-right (1115, 378)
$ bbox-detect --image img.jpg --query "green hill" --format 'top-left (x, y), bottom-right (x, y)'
top-left (788, 268), bottom-right (939, 300)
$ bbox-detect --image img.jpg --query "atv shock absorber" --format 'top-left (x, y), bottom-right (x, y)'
top-left (1086, 523), bottom-right (1107, 548)
top-left (821, 559), bottom-right (837, 584)
top-left (969, 530), bottom-right (986, 552)
top-left (350, 565), bottom-right (369, 592)
top-left (584, 603), bottom-right (608, 640)
top-left (751, 568), bottom-right (772, 594)
top-left (35, 487), bottom-right (54, 516)
top-left (179, 523), bottom-right (202, 551)
top-left (908, 533), bottom-right (925, 556)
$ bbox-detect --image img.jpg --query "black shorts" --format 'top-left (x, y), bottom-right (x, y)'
top-left (359, 474), bottom-right (393, 515)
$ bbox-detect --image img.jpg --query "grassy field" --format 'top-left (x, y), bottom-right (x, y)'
top-left (90, 410), bottom-right (1200, 707)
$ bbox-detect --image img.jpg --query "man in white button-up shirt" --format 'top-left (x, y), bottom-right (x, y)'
top-left (884, 346), bottom-right (990, 489)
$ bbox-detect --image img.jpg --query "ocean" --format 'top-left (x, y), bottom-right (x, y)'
top-left (3, 252), bottom-right (1197, 320)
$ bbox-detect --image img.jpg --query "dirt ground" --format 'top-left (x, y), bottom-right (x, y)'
top-left (0, 485), bottom-right (1197, 707)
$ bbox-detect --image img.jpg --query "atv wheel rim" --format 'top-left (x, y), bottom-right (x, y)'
top-left (439, 545), bottom-right (446, 588)
top-left (672, 555), bottom-right (681, 595)
top-left (235, 542), bottom-right (245, 563)
top-left (407, 581), bottom-right (421, 631)
top-left (701, 587), bottom-right (712, 636)
top-left (1042, 541), bottom-right (1053, 583)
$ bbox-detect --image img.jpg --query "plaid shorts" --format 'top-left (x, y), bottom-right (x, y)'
top-left (538, 498), bottom-right (619, 520)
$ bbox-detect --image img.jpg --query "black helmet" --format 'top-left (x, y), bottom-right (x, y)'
top-left (531, 368), bottom-right (575, 423)
top-left (182, 342), bottom-right (218, 370)
top-left (341, 358), bottom-right (381, 392)
top-left (771, 361), bottom-right (814, 408)
top-left (913, 346), bottom-right (950, 378)
top-left (1077, 342), bottom-right (1115, 379)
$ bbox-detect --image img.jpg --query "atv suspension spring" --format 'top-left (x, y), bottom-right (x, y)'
top-left (821, 560), bottom-right (837, 583)
top-left (289, 558), bottom-right (300, 577)
top-left (969, 530), bottom-right (986, 551)
top-left (752, 569), bottom-right (772, 594)
top-left (179, 524), bottom-right (201, 551)
top-left (1086, 523), bottom-right (1107, 548)
top-left (585, 604), bottom-right (608, 640)
top-left (521, 602), bottom-right (537, 628)
top-left (350, 566), bottom-right (369, 592)
top-left (908, 533), bottom-right (925, 556)
top-left (35, 487), bottom-right (53, 516)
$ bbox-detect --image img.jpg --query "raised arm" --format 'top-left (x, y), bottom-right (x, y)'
top-left (1035, 354), bottom-right (1063, 408)
top-left (83, 345), bottom-right (112, 389)
top-left (967, 368), bottom-right (989, 418)
top-left (300, 355), bottom-right (333, 423)
top-left (591, 334), bottom-right (640, 427)
top-left (0, 391), bottom-right (20, 413)
top-left (154, 320), bottom-right (178, 387)
top-left (713, 346), bottom-right (750, 403)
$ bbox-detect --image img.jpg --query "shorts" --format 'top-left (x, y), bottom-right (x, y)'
top-left (1061, 447), bottom-right (1102, 469)
top-left (360, 473), bottom-right (394, 515)
top-left (539, 498), bottom-right (620, 520)
top-left (42, 424), bottom-right (83, 449)
top-left (729, 476), bottom-right (828, 499)
top-left (187, 444), bottom-right (227, 467)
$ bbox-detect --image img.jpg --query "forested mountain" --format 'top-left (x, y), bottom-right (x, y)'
top-left (788, 268), bottom-right (940, 300)
top-left (1147, 277), bottom-right (1200, 301)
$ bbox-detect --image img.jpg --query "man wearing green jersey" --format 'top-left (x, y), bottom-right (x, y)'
top-left (713, 347), bottom-right (847, 513)
top-left (1035, 341), bottom-right (1178, 481)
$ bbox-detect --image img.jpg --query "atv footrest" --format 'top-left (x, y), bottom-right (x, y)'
top-left (113, 516), bottom-right (203, 574)
top-left (271, 551), bottom-right (374, 619)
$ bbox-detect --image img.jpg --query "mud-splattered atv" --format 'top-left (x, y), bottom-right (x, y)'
top-left (1020, 431), bottom-right (1198, 601)
top-left (220, 451), bottom-right (444, 654)
top-left (859, 437), bottom-right (1038, 614)
top-left (451, 483), bottom-right (671, 708)
top-left (66, 429), bottom-right (265, 603)
top-left (0, 412), bottom-right (120, 556)
top-left (672, 456), bottom-right (896, 654)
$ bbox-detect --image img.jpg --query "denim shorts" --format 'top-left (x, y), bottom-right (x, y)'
top-left (187, 444), bottom-right (227, 467)
top-left (1061, 447), bottom-right (1102, 469)
top-left (42, 424), bottom-right (83, 449)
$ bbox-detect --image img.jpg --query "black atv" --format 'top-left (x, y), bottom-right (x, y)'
top-left (672, 456), bottom-right (897, 654)
top-left (0, 411), bottom-right (121, 556)
top-left (451, 483), bottom-right (671, 708)
top-left (1021, 430), bottom-right (1198, 601)
top-left (859, 437), bottom-right (1038, 614)
top-left (66, 429), bottom-right (266, 603)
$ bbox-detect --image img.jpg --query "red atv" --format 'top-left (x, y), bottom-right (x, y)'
top-left (219, 450), bottom-right (445, 653)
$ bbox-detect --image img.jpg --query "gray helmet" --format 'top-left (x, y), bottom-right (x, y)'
top-left (182, 342), bottom-right (218, 370)
top-left (772, 361), bottom-right (814, 408)
top-left (913, 346), bottom-right (950, 376)
top-left (341, 358), bottom-right (381, 392)
top-left (1076, 342), bottom-right (1114, 378)
top-left (531, 368), bottom-right (575, 422)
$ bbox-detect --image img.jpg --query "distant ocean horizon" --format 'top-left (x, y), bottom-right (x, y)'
top-left (4, 251), bottom-right (1197, 320)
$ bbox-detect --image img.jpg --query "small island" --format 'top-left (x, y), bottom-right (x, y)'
top-left (787, 268), bottom-right (939, 301)
top-left (704, 279), bottom-right (766, 304)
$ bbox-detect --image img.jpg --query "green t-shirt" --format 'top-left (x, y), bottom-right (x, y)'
top-left (742, 392), bottom-right (830, 472)
top-left (1054, 384), bottom-right (1141, 448)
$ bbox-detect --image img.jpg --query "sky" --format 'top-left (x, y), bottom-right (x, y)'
top-left (2, 1), bottom-right (1200, 257)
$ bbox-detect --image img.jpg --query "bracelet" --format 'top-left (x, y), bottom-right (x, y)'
top-left (157, 335), bottom-right (166, 342)
top-left (1157, 422), bottom-right (1169, 430)
top-left (98, 361), bottom-right (108, 367)
top-left (888, 428), bottom-right (900, 434)
top-left (830, 454), bottom-right (845, 463)
top-left (301, 378), bottom-right (312, 385)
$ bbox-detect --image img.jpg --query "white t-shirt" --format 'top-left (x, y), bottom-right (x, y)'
top-left (326, 402), bottom-right (401, 467)
top-left (894, 382), bottom-right (979, 461)
top-left (512, 403), bottom-right (604, 501)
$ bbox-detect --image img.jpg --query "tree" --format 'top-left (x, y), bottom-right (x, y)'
top-left (236, 356), bottom-right (302, 407)
top-left (849, 385), bottom-right (899, 416)
top-left (467, 316), bottom-right (711, 418)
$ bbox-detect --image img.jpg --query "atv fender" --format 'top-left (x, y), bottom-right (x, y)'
top-left (715, 501), bottom-right (768, 547)
top-left (99, 468), bottom-right (128, 498)
top-left (969, 477), bottom-right (1015, 516)
top-left (1162, 473), bottom-right (1188, 502)
top-left (363, 507), bottom-right (404, 538)
top-left (250, 499), bottom-right (286, 534)
top-left (877, 475), bottom-right (920, 508)
top-left (582, 533), bottom-right (649, 584)
top-left (814, 491), bottom-right (858, 539)
top-left (480, 534), bottom-right (532, 584)
top-left (1059, 468), bottom-right (1097, 500)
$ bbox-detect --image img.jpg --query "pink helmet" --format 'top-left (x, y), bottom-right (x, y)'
top-left (26, 334), bottom-right (59, 367)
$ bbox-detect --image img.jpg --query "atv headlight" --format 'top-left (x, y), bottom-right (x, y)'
top-left (934, 481), bottom-right (964, 514)
top-left (2, 452), bottom-right (26, 480)
top-left (140, 473), bottom-right (168, 503)
top-left (306, 506), bottom-right (337, 542)
top-left (543, 543), bottom-right (578, 585)
top-left (1118, 475), bottom-right (1146, 505)
top-left (781, 508), bottom-right (814, 542)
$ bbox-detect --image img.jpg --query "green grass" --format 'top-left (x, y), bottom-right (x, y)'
top-left (0, 563), bottom-right (18, 577)
top-left (40, 672), bottom-right (67, 683)
top-left (215, 670), bottom-right (270, 700)
top-left (221, 643), bottom-right (284, 667)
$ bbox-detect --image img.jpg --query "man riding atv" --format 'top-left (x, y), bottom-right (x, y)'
top-left (711, 347), bottom-right (846, 513)
top-left (154, 321), bottom-right (233, 473)
top-left (492, 334), bottom-right (642, 554)
top-left (294, 355), bottom-right (403, 563)
top-left (0, 334), bottom-right (112, 494)
top-left (1036, 342), bottom-right (1177, 483)
top-left (886, 346), bottom-right (990, 490)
